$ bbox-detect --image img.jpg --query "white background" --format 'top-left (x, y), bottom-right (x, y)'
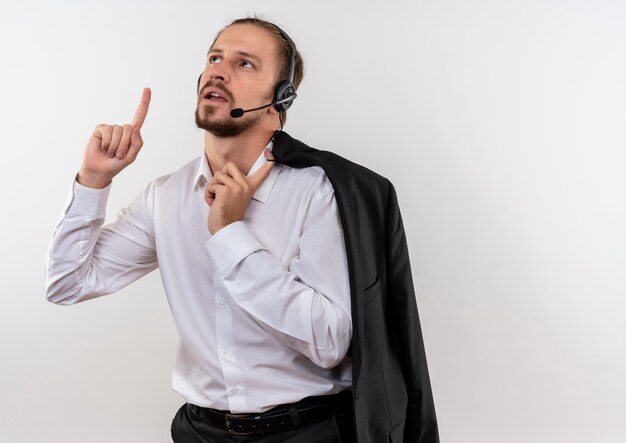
top-left (1, 1), bottom-right (625, 442)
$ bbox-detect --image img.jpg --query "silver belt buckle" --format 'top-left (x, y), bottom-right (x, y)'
top-left (225, 413), bottom-right (257, 436)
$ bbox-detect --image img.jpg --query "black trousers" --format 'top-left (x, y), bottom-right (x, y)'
top-left (170, 394), bottom-right (356, 443)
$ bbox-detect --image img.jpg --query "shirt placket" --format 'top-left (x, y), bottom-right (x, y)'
top-left (213, 278), bottom-right (248, 413)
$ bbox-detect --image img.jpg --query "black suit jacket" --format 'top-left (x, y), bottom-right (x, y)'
top-left (272, 131), bottom-right (439, 443)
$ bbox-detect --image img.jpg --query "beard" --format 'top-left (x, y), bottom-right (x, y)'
top-left (195, 81), bottom-right (274, 138)
top-left (195, 103), bottom-right (262, 138)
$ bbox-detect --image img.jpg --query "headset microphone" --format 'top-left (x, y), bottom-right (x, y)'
top-left (230, 93), bottom-right (298, 118)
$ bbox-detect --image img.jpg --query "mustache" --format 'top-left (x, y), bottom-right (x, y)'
top-left (198, 80), bottom-right (234, 102)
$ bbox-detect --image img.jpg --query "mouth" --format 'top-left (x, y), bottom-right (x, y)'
top-left (202, 87), bottom-right (229, 104)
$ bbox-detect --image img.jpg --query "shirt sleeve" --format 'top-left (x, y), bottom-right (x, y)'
top-left (206, 179), bottom-right (352, 369)
top-left (44, 180), bottom-right (158, 305)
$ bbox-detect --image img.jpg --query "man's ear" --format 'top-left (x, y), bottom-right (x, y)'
top-left (268, 104), bottom-right (279, 115)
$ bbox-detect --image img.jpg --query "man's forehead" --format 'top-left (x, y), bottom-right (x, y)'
top-left (208, 24), bottom-right (279, 57)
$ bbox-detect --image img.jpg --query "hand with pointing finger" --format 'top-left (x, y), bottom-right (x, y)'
top-left (205, 148), bottom-right (275, 235)
top-left (77, 87), bottom-right (151, 189)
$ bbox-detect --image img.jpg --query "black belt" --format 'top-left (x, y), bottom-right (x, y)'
top-left (188, 391), bottom-right (352, 436)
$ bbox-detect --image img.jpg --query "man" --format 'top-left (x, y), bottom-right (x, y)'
top-left (45, 18), bottom-right (438, 443)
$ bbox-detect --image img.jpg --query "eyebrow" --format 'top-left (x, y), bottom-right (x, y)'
top-left (207, 48), bottom-right (262, 65)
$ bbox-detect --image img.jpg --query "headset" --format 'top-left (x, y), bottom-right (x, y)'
top-left (196, 26), bottom-right (298, 118)
top-left (270, 29), bottom-right (297, 113)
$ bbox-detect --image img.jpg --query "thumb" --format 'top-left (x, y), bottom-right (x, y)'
top-left (247, 148), bottom-right (275, 191)
top-left (126, 127), bottom-right (144, 163)
top-left (131, 126), bottom-right (143, 144)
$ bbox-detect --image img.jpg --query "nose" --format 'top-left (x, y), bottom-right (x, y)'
top-left (198, 67), bottom-right (230, 92)
top-left (206, 61), bottom-right (231, 84)
top-left (198, 64), bottom-right (230, 95)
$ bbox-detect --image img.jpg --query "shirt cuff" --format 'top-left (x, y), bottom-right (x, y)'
top-left (206, 221), bottom-right (264, 274)
top-left (66, 180), bottom-right (112, 219)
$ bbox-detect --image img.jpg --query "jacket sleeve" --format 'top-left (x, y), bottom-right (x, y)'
top-left (386, 182), bottom-right (439, 442)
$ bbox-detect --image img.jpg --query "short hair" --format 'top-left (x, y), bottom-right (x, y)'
top-left (211, 17), bottom-right (304, 122)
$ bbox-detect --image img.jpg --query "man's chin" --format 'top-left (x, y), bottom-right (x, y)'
top-left (195, 109), bottom-right (259, 138)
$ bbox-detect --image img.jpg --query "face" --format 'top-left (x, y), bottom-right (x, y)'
top-left (195, 24), bottom-right (281, 137)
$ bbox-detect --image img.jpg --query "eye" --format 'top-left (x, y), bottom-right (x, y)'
top-left (241, 60), bottom-right (254, 69)
top-left (208, 55), bottom-right (222, 64)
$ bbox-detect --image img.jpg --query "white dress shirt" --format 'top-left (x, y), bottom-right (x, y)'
top-left (45, 144), bottom-right (353, 413)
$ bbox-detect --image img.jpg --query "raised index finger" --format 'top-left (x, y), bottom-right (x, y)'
top-left (131, 87), bottom-right (151, 129)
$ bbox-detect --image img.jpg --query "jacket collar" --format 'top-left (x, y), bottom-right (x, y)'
top-left (271, 130), bottom-right (353, 189)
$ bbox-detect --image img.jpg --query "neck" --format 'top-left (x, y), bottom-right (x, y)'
top-left (204, 127), bottom-right (276, 175)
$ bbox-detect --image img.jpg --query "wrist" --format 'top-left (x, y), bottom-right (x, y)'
top-left (208, 221), bottom-right (228, 235)
top-left (76, 170), bottom-right (112, 189)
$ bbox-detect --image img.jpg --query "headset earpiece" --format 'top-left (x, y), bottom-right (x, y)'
top-left (273, 30), bottom-right (297, 113)
top-left (273, 80), bottom-right (296, 112)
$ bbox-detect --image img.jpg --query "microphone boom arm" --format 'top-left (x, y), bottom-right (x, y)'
top-left (230, 93), bottom-right (297, 118)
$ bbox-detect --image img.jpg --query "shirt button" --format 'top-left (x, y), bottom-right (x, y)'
top-left (217, 300), bottom-right (226, 309)
top-left (228, 388), bottom-right (240, 396)
top-left (221, 347), bottom-right (231, 355)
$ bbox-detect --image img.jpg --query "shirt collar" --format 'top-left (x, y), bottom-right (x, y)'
top-left (192, 141), bottom-right (279, 204)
